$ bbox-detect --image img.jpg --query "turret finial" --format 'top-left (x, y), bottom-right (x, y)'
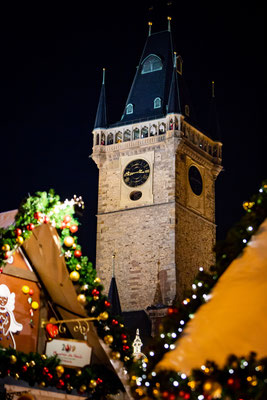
top-left (173, 51), bottom-right (177, 67)
top-left (167, 16), bottom-right (172, 32)
top-left (212, 81), bottom-right (215, 98)
top-left (148, 21), bottom-right (152, 36)
top-left (102, 68), bottom-right (106, 85)
top-left (112, 253), bottom-right (115, 277)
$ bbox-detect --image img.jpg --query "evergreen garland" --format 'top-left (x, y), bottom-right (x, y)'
top-left (130, 181), bottom-right (267, 399)
top-left (0, 189), bottom-right (133, 398)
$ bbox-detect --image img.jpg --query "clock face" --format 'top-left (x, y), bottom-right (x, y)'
top-left (188, 165), bottom-right (203, 196)
top-left (123, 159), bottom-right (150, 187)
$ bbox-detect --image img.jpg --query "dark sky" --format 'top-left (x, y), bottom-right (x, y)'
top-left (0, 1), bottom-right (265, 263)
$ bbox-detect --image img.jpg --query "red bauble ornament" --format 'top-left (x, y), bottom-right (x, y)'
top-left (22, 365), bottom-right (28, 372)
top-left (121, 333), bottom-right (127, 340)
top-left (57, 379), bottom-right (65, 388)
top-left (105, 300), bottom-right (111, 308)
top-left (168, 307), bottom-right (178, 315)
top-left (96, 378), bottom-right (103, 384)
top-left (65, 374), bottom-right (70, 380)
top-left (27, 223), bottom-right (34, 231)
top-left (92, 289), bottom-right (99, 296)
top-left (179, 391), bottom-right (185, 398)
top-left (184, 394), bottom-right (190, 400)
top-left (43, 215), bottom-right (50, 224)
top-left (47, 373), bottom-right (53, 380)
top-left (64, 215), bottom-right (71, 223)
top-left (15, 228), bottom-right (22, 236)
top-left (74, 249), bottom-right (82, 258)
top-left (46, 323), bottom-right (59, 338)
top-left (29, 288), bottom-right (34, 296)
top-left (162, 392), bottom-right (169, 399)
top-left (70, 224), bottom-right (78, 233)
top-left (43, 367), bottom-right (49, 374)
top-left (34, 212), bottom-right (42, 220)
top-left (112, 319), bottom-right (118, 325)
top-left (123, 345), bottom-right (129, 351)
top-left (169, 395), bottom-right (176, 400)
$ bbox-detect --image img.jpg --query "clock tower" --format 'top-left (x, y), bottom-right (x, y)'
top-left (91, 23), bottom-right (222, 313)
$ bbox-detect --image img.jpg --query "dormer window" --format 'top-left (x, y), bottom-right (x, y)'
top-left (141, 54), bottom-right (163, 74)
top-left (154, 97), bottom-right (161, 109)
top-left (126, 103), bottom-right (133, 115)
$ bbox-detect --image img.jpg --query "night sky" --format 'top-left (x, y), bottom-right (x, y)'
top-left (0, 1), bottom-right (265, 263)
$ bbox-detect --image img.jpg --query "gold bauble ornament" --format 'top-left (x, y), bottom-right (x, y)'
top-left (93, 295), bottom-right (99, 301)
top-left (41, 354), bottom-right (47, 360)
top-left (122, 339), bottom-right (127, 344)
top-left (16, 236), bottom-right (24, 245)
top-left (120, 323), bottom-right (124, 328)
top-left (29, 360), bottom-right (35, 367)
top-left (39, 381), bottom-right (46, 387)
top-left (79, 384), bottom-right (87, 393)
top-left (2, 244), bottom-right (10, 251)
top-left (70, 270), bottom-right (80, 282)
top-left (76, 369), bottom-right (82, 376)
top-left (56, 365), bottom-right (65, 377)
top-left (32, 301), bottom-right (39, 310)
top-left (64, 236), bottom-right (75, 247)
top-left (104, 335), bottom-right (114, 344)
top-left (89, 379), bottom-right (97, 388)
top-left (94, 277), bottom-right (101, 284)
top-left (77, 294), bottom-right (87, 305)
top-left (76, 264), bottom-right (82, 270)
top-left (22, 285), bottom-right (30, 294)
top-left (91, 306), bottom-right (96, 313)
top-left (99, 311), bottom-right (109, 320)
top-left (203, 380), bottom-right (222, 398)
top-left (10, 355), bottom-right (17, 364)
top-left (124, 356), bottom-right (130, 362)
top-left (15, 373), bottom-right (20, 380)
top-left (111, 351), bottom-right (121, 360)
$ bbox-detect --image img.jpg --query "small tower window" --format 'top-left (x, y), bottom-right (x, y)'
top-left (126, 104), bottom-right (133, 115)
top-left (154, 97), bottom-right (161, 109)
top-left (141, 127), bottom-right (148, 138)
top-left (123, 130), bottom-right (131, 142)
top-left (107, 133), bottom-right (113, 145)
top-left (141, 54), bottom-right (163, 74)
top-left (96, 134), bottom-right (99, 145)
top-left (176, 55), bottom-right (183, 75)
top-left (133, 128), bottom-right (140, 140)
top-left (115, 131), bottom-right (122, 143)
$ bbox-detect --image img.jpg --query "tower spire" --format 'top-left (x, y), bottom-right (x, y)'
top-left (167, 16), bottom-right (172, 32)
top-left (94, 68), bottom-right (107, 129)
top-left (108, 253), bottom-right (122, 315)
top-left (148, 21), bottom-right (152, 36)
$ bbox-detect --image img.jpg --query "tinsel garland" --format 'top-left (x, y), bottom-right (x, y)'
top-left (130, 180), bottom-right (267, 399)
top-left (0, 189), bottom-right (133, 398)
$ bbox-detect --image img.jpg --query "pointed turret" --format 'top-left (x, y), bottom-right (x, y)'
top-left (167, 53), bottom-right (181, 114)
top-left (94, 68), bottom-right (107, 129)
top-left (107, 254), bottom-right (122, 315)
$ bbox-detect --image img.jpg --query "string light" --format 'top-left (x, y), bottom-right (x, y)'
top-left (181, 373), bottom-right (187, 379)
top-left (247, 226), bottom-right (253, 232)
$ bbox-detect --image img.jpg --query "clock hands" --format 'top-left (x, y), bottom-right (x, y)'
top-left (124, 169), bottom-right (149, 177)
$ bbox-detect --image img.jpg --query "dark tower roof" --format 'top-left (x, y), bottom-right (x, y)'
top-left (108, 25), bottom-right (196, 128)
top-left (94, 68), bottom-right (107, 129)
top-left (119, 29), bottom-right (174, 124)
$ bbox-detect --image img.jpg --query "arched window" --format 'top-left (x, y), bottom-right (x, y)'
top-left (159, 123), bottom-right (166, 135)
top-left (107, 133), bottom-right (113, 145)
top-left (96, 134), bottom-right (99, 145)
top-left (141, 127), bottom-right (148, 138)
top-left (101, 133), bottom-right (105, 145)
top-left (154, 97), bottom-right (161, 109)
top-left (126, 104), bottom-right (133, 115)
top-left (123, 130), bottom-right (131, 142)
top-left (133, 128), bottom-right (140, 140)
top-left (115, 132), bottom-right (122, 143)
top-left (141, 54), bottom-right (163, 74)
top-left (150, 125), bottom-right (157, 136)
top-left (169, 119), bottom-right (174, 130)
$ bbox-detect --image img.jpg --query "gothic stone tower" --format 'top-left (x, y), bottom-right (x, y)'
top-left (92, 25), bottom-right (222, 312)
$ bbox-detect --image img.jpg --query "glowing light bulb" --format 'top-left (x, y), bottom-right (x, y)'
top-left (199, 267), bottom-right (204, 272)
top-left (198, 282), bottom-right (203, 287)
top-left (149, 351), bottom-right (155, 356)
top-left (247, 226), bottom-right (253, 232)
top-left (164, 343), bottom-right (169, 349)
top-left (171, 333), bottom-right (177, 338)
top-left (170, 344), bottom-right (175, 350)
top-left (173, 381), bottom-right (179, 387)
top-left (229, 369), bottom-right (234, 374)
top-left (181, 373), bottom-right (187, 380)
top-left (243, 239), bottom-right (247, 243)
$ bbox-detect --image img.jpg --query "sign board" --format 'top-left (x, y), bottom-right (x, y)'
top-left (46, 339), bottom-right (92, 367)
